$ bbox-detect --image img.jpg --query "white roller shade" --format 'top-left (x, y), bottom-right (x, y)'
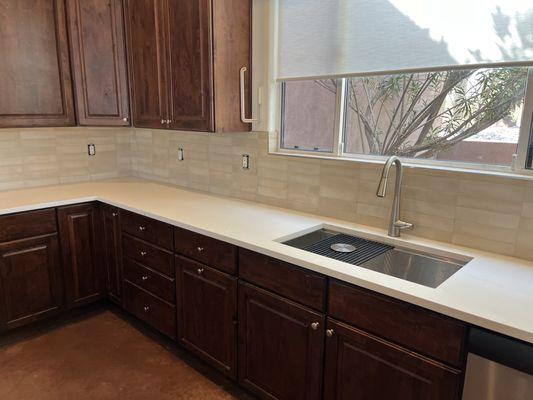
top-left (277, 0), bottom-right (533, 81)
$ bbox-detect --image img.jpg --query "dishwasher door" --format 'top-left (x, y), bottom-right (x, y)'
top-left (462, 328), bottom-right (533, 400)
top-left (462, 353), bottom-right (533, 400)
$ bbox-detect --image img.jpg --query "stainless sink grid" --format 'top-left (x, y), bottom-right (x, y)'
top-left (300, 233), bottom-right (393, 266)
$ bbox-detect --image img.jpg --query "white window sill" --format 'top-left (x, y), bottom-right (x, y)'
top-left (268, 149), bottom-right (533, 182)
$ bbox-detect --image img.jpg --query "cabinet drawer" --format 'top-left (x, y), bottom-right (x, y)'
top-left (174, 227), bottom-right (237, 274)
top-left (328, 280), bottom-right (468, 367)
top-left (124, 258), bottom-right (175, 304)
top-left (123, 281), bottom-right (176, 339)
top-left (123, 234), bottom-right (174, 277)
top-left (121, 210), bottom-right (173, 250)
top-left (239, 249), bottom-right (326, 311)
top-left (0, 208), bottom-right (57, 243)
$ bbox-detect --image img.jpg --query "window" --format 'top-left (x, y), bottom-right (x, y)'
top-left (279, 67), bottom-right (533, 171)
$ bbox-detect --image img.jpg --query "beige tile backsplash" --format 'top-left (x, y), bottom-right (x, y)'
top-left (1, 127), bottom-right (532, 261)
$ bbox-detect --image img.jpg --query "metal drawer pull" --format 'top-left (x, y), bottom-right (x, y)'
top-left (140, 251), bottom-right (147, 257)
top-left (240, 66), bottom-right (259, 123)
top-left (143, 306), bottom-right (150, 312)
top-left (326, 329), bottom-right (334, 337)
top-left (141, 276), bottom-right (149, 281)
top-left (197, 268), bottom-right (204, 275)
top-left (138, 225), bottom-right (146, 231)
top-left (197, 246), bottom-right (204, 253)
top-left (311, 322), bottom-right (320, 330)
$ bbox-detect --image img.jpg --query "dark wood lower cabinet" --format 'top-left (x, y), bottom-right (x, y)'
top-left (238, 282), bottom-right (325, 400)
top-left (324, 319), bottom-right (464, 400)
top-left (176, 256), bottom-right (237, 378)
top-left (58, 204), bottom-right (105, 309)
top-left (0, 234), bottom-right (63, 331)
top-left (101, 205), bottom-right (123, 304)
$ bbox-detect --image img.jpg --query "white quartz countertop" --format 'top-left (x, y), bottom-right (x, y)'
top-left (1, 179), bottom-right (532, 344)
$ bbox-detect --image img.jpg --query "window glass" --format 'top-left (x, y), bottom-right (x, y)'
top-left (343, 67), bottom-right (529, 166)
top-left (281, 80), bottom-right (337, 152)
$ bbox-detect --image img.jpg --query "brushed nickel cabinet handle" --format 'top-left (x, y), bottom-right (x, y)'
top-left (311, 322), bottom-right (320, 330)
top-left (197, 246), bottom-right (204, 253)
top-left (161, 119), bottom-right (166, 125)
top-left (240, 66), bottom-right (259, 124)
top-left (143, 306), bottom-right (150, 312)
top-left (140, 251), bottom-right (147, 257)
top-left (326, 329), bottom-right (334, 338)
top-left (138, 225), bottom-right (146, 231)
top-left (123, 117), bottom-right (129, 122)
top-left (197, 268), bottom-right (204, 275)
top-left (112, 212), bottom-right (118, 217)
top-left (141, 276), bottom-right (149, 281)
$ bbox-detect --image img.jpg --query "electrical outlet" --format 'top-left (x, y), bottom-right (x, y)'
top-left (178, 147), bottom-right (184, 161)
top-left (242, 154), bottom-right (250, 170)
top-left (87, 144), bottom-right (96, 156)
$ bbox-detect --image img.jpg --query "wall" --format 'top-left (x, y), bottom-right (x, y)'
top-left (130, 129), bottom-right (533, 262)
top-left (0, 127), bottom-right (132, 191)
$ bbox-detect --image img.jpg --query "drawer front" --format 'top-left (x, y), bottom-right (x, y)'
top-left (239, 249), bottom-right (326, 311)
top-left (174, 227), bottom-right (237, 274)
top-left (0, 208), bottom-right (57, 243)
top-left (123, 258), bottom-right (175, 303)
top-left (328, 280), bottom-right (468, 367)
top-left (121, 210), bottom-right (173, 250)
top-left (123, 281), bottom-right (176, 339)
top-left (122, 234), bottom-right (174, 277)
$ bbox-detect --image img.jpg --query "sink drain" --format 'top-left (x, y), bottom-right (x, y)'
top-left (330, 243), bottom-right (356, 253)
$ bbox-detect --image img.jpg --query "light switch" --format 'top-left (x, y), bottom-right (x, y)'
top-left (178, 147), bottom-right (184, 161)
top-left (88, 144), bottom-right (96, 156)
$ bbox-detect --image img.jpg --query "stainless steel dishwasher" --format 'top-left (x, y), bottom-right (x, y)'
top-left (462, 328), bottom-right (533, 400)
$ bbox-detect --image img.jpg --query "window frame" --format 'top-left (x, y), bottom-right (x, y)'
top-left (276, 67), bottom-right (533, 175)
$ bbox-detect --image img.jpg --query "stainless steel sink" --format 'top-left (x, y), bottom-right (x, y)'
top-left (282, 228), bottom-right (468, 288)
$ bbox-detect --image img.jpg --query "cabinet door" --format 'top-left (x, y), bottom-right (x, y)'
top-left (324, 319), bottom-right (463, 400)
top-left (124, 0), bottom-right (168, 129)
top-left (176, 256), bottom-right (237, 378)
top-left (166, 0), bottom-right (214, 131)
top-left (58, 204), bottom-right (104, 308)
top-left (238, 282), bottom-right (324, 400)
top-left (67, 0), bottom-right (130, 126)
top-left (0, 234), bottom-right (63, 331)
top-left (0, 0), bottom-right (75, 128)
top-left (102, 205), bottom-right (122, 304)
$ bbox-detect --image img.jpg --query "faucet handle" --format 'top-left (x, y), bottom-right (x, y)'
top-left (394, 220), bottom-right (413, 230)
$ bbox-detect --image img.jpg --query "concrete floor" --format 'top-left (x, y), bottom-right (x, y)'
top-left (0, 310), bottom-right (252, 400)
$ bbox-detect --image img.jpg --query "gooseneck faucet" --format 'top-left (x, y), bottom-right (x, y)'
top-left (376, 156), bottom-right (413, 237)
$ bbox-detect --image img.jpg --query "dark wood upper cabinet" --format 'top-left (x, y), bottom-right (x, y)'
top-left (238, 282), bottom-right (325, 400)
top-left (125, 0), bottom-right (251, 132)
top-left (324, 319), bottom-right (464, 400)
top-left (101, 205), bottom-right (123, 304)
top-left (176, 256), bottom-right (237, 378)
top-left (58, 203), bottom-right (105, 309)
top-left (124, 0), bottom-right (168, 129)
top-left (0, 234), bottom-right (64, 331)
top-left (67, 0), bottom-right (130, 126)
top-left (0, 0), bottom-right (75, 128)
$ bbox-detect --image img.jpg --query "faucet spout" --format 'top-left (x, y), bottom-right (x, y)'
top-left (376, 156), bottom-right (413, 237)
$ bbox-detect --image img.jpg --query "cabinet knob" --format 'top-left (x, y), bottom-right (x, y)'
top-left (139, 225), bottom-right (146, 231)
top-left (141, 276), bottom-right (149, 281)
top-left (326, 329), bottom-right (334, 337)
top-left (143, 306), bottom-right (150, 312)
top-left (197, 268), bottom-right (204, 275)
top-left (112, 212), bottom-right (118, 217)
top-left (140, 251), bottom-right (147, 257)
top-left (311, 322), bottom-right (320, 330)
top-left (197, 246), bottom-right (204, 253)
top-left (161, 119), bottom-right (166, 125)
top-left (123, 117), bottom-right (129, 122)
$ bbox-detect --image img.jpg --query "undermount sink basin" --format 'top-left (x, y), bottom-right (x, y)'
top-left (282, 228), bottom-right (468, 288)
